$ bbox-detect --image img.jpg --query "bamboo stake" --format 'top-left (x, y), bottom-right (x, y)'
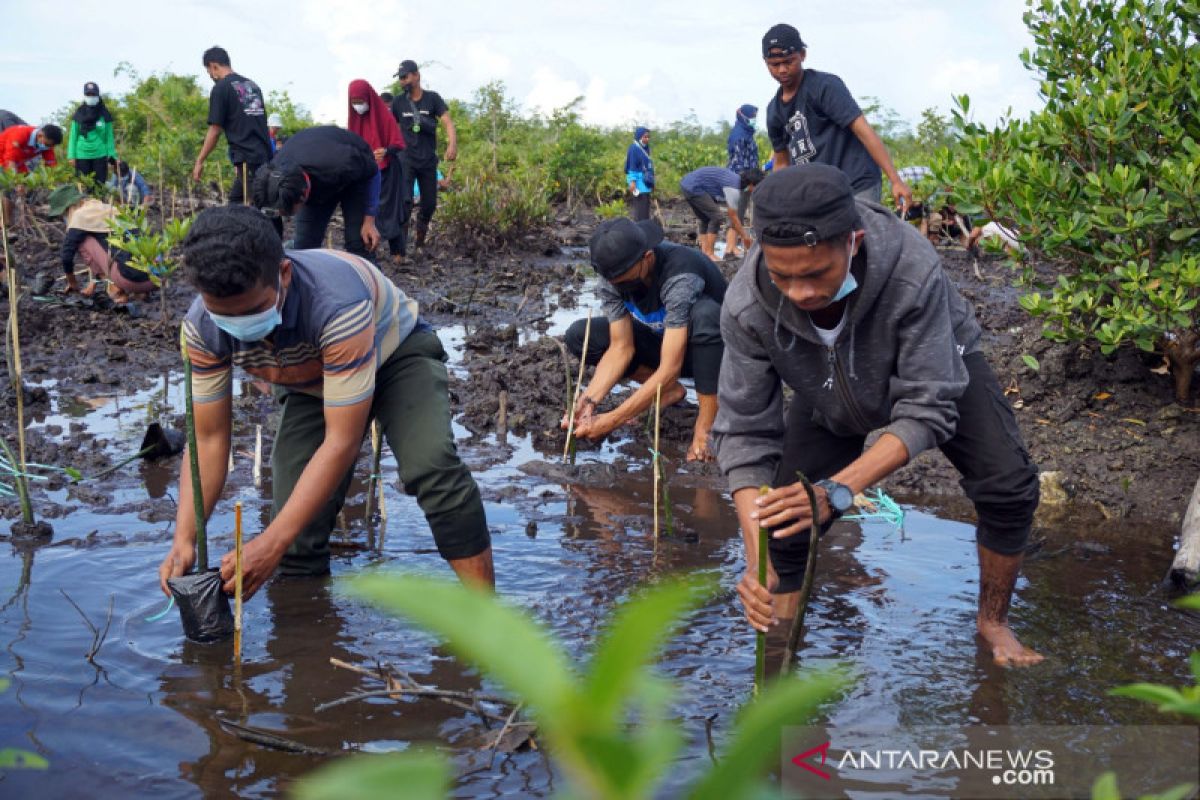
top-left (781, 472), bottom-right (822, 675)
top-left (653, 383), bottom-right (662, 540)
top-left (496, 390), bottom-right (508, 445)
top-left (158, 150), bottom-right (166, 228)
top-left (181, 328), bottom-right (208, 569)
top-left (234, 501), bottom-right (243, 661)
top-left (365, 421), bottom-right (380, 529)
top-left (241, 165), bottom-right (249, 207)
top-left (1, 206), bottom-right (31, 525)
top-left (253, 424), bottom-right (262, 488)
top-left (754, 485), bottom-right (770, 697)
top-left (563, 309), bottom-right (592, 461)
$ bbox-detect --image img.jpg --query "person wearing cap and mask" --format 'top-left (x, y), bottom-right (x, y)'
top-left (158, 205), bottom-right (494, 603)
top-left (390, 59), bottom-right (457, 249)
top-left (760, 23), bottom-right (913, 212)
top-left (348, 79), bottom-right (409, 265)
top-left (67, 82), bottom-right (117, 185)
top-left (624, 127), bottom-right (654, 222)
top-left (46, 184), bottom-right (154, 302)
top-left (252, 125), bottom-right (381, 258)
top-left (563, 218), bottom-right (727, 462)
top-left (712, 163), bottom-right (1042, 667)
top-left (0, 123), bottom-right (62, 174)
top-left (193, 46), bottom-right (272, 208)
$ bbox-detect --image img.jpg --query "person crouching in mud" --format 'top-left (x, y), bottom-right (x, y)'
top-left (711, 163), bottom-right (1043, 667)
top-left (563, 218), bottom-right (726, 462)
top-left (158, 205), bottom-right (494, 600)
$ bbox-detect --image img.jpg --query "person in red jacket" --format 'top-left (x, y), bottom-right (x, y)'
top-left (0, 124), bottom-right (63, 173)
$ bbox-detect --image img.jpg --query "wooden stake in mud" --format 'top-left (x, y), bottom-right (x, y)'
top-left (781, 472), bottom-right (822, 675)
top-left (234, 500), bottom-right (243, 661)
top-left (241, 164), bottom-right (249, 207)
top-left (653, 383), bottom-right (662, 540)
top-left (180, 327), bottom-right (208, 569)
top-left (253, 424), bottom-right (262, 489)
top-left (1, 205), bottom-right (32, 525)
top-left (563, 309), bottom-right (592, 462)
top-left (754, 484), bottom-right (770, 697)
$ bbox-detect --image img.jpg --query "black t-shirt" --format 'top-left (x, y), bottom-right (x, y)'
top-left (207, 72), bottom-right (272, 166)
top-left (390, 90), bottom-right (449, 168)
top-left (765, 68), bottom-right (879, 193)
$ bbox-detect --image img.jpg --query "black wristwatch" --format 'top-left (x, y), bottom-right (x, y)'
top-left (816, 479), bottom-right (855, 517)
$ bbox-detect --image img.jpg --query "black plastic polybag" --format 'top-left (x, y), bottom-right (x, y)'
top-left (140, 422), bottom-right (185, 459)
top-left (168, 569), bottom-right (234, 643)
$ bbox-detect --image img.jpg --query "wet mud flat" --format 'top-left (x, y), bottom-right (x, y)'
top-left (1, 201), bottom-right (1199, 798)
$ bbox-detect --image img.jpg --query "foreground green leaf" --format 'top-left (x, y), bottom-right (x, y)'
top-left (294, 751), bottom-right (448, 800)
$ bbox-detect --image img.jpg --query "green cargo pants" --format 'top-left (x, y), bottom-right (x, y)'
top-left (270, 327), bottom-right (490, 575)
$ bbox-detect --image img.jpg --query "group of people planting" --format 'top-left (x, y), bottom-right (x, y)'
top-left (5, 24), bottom-right (1042, 668)
top-left (567, 23), bottom-right (1041, 668)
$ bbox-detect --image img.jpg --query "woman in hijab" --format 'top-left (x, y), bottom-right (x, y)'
top-left (68, 82), bottom-right (117, 185)
top-left (347, 78), bottom-right (408, 264)
top-left (624, 126), bottom-right (654, 221)
top-left (725, 104), bottom-right (759, 256)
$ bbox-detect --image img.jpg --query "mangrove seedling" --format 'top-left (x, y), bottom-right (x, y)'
top-left (782, 472), bottom-right (822, 675)
top-left (754, 485), bottom-right (769, 697)
top-left (108, 205), bottom-right (194, 325)
top-left (179, 327), bottom-right (208, 569)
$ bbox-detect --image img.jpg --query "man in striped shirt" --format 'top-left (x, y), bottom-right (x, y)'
top-left (158, 206), bottom-right (493, 599)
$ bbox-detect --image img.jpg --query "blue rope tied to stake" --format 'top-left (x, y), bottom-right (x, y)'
top-left (842, 488), bottom-right (906, 532)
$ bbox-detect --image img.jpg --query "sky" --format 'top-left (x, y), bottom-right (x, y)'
top-left (0, 0), bottom-right (1043, 135)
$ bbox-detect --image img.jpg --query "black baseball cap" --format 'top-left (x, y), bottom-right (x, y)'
top-left (83, 81), bottom-right (100, 96)
top-left (762, 23), bottom-right (806, 58)
top-left (752, 164), bottom-right (862, 246)
top-left (395, 59), bottom-right (419, 78)
top-left (589, 218), bottom-right (664, 280)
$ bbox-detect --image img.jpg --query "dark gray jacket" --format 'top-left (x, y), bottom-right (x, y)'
top-left (712, 199), bottom-right (983, 493)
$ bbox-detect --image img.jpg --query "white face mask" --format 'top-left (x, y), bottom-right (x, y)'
top-left (831, 233), bottom-right (859, 302)
top-left (352, 102), bottom-right (369, 115)
top-left (84, 96), bottom-right (100, 107)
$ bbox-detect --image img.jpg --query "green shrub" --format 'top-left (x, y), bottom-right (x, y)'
top-left (297, 572), bottom-right (849, 800)
top-left (933, 0), bottom-right (1200, 403)
top-left (596, 199), bottom-right (627, 220)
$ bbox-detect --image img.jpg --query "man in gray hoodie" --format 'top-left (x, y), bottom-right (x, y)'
top-left (712, 164), bottom-right (1042, 667)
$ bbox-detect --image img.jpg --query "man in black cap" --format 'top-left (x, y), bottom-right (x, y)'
top-left (390, 59), bottom-right (457, 249)
top-left (712, 163), bottom-right (1043, 667)
top-left (563, 218), bottom-right (727, 462)
top-left (760, 23), bottom-right (913, 211)
top-left (252, 125), bottom-right (381, 258)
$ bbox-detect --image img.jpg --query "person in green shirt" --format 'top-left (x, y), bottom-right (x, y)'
top-left (68, 82), bottom-right (116, 185)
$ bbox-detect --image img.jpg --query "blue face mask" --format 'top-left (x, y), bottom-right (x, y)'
top-left (208, 278), bottom-right (284, 342)
top-left (831, 235), bottom-right (858, 302)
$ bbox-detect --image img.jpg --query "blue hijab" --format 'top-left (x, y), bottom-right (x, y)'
top-left (624, 127), bottom-right (654, 188)
top-left (727, 105), bottom-right (757, 149)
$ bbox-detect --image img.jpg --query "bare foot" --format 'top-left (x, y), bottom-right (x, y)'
top-left (106, 283), bottom-right (131, 305)
top-left (977, 619), bottom-right (1044, 667)
top-left (79, 282), bottom-right (99, 297)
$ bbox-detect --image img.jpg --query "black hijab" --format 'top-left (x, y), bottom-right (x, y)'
top-left (73, 97), bottom-right (113, 136)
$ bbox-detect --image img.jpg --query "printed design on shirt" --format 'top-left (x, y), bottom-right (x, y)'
top-left (233, 81), bottom-right (265, 117)
top-left (623, 301), bottom-right (667, 335)
top-left (785, 109), bottom-right (817, 164)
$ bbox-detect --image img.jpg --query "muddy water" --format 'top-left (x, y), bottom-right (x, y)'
top-left (2, 297), bottom-right (1196, 798)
